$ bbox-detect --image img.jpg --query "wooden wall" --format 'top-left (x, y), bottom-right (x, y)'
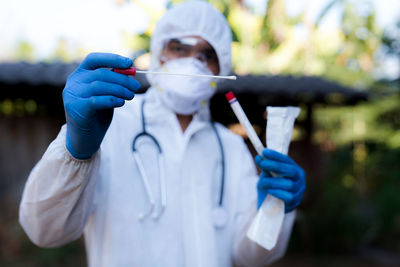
top-left (0, 116), bottom-right (64, 213)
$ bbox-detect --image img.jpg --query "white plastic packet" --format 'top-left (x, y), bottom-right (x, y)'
top-left (246, 106), bottom-right (300, 250)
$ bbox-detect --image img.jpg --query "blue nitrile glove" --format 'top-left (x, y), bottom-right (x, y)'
top-left (63, 53), bottom-right (141, 159)
top-left (255, 148), bottom-right (306, 213)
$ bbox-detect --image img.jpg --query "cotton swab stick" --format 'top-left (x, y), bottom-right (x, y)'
top-left (113, 67), bottom-right (237, 80)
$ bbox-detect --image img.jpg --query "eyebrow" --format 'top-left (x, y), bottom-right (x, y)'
top-left (202, 47), bottom-right (216, 52)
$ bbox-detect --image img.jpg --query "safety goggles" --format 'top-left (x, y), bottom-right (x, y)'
top-left (162, 37), bottom-right (219, 67)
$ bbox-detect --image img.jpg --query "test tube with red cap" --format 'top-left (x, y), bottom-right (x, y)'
top-left (225, 91), bottom-right (264, 155)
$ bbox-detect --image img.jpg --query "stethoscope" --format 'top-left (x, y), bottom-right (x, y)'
top-left (132, 99), bottom-right (228, 228)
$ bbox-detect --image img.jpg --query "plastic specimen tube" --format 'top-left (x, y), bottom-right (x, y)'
top-left (113, 67), bottom-right (237, 80)
top-left (225, 91), bottom-right (264, 155)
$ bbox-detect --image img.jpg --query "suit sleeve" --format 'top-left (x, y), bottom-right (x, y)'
top-left (19, 125), bottom-right (101, 248)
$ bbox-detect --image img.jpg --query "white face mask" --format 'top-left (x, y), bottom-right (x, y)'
top-left (152, 57), bottom-right (217, 115)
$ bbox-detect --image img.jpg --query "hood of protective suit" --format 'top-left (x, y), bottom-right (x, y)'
top-left (147, 0), bottom-right (232, 85)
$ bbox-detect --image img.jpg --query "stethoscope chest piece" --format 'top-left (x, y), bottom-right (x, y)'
top-left (212, 207), bottom-right (228, 229)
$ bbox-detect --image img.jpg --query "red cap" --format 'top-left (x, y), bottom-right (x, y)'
top-left (225, 91), bottom-right (236, 102)
top-left (113, 67), bottom-right (137, 76)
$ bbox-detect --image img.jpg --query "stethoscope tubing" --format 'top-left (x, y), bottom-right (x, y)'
top-left (132, 99), bottom-right (225, 224)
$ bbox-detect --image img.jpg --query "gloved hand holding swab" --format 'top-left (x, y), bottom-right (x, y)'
top-left (113, 67), bottom-right (237, 80)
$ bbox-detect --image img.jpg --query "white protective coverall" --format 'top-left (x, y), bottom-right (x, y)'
top-left (19, 1), bottom-right (296, 267)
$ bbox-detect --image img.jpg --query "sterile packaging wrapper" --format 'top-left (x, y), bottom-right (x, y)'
top-left (247, 106), bottom-right (300, 250)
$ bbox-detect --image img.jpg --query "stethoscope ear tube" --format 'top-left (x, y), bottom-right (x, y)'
top-left (133, 145), bottom-right (166, 221)
top-left (133, 151), bottom-right (156, 221)
top-left (211, 122), bottom-right (225, 207)
top-left (155, 154), bottom-right (166, 220)
top-left (132, 99), bottom-right (165, 221)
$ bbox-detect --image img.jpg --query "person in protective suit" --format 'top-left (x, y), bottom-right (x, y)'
top-left (19, 1), bottom-right (306, 266)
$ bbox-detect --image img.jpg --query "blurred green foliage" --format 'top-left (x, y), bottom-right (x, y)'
top-left (0, 99), bottom-right (39, 116)
top-left (13, 41), bottom-right (35, 62)
top-left (308, 95), bottom-right (400, 254)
